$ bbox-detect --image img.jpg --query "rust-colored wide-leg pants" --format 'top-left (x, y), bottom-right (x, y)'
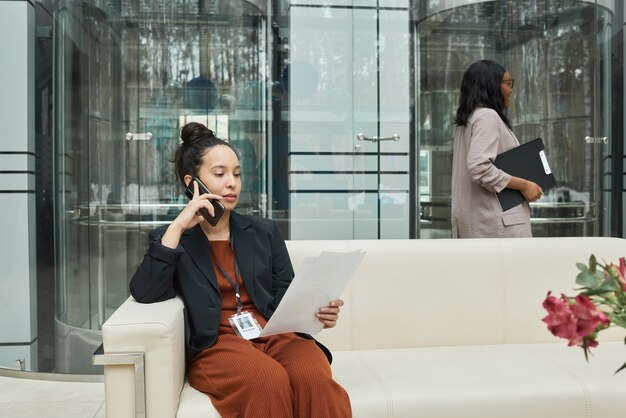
top-left (188, 333), bottom-right (352, 418)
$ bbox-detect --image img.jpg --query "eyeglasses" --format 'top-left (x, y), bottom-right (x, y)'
top-left (502, 78), bottom-right (515, 88)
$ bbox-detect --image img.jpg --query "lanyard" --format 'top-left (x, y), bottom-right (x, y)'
top-left (208, 238), bottom-right (243, 314)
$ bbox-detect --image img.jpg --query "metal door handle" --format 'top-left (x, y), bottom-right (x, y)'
top-left (125, 132), bottom-right (153, 141)
top-left (356, 133), bottom-right (400, 142)
top-left (584, 136), bottom-right (607, 144)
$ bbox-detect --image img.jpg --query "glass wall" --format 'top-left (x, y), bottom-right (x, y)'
top-left (34, 0), bottom-right (617, 373)
top-left (53, 0), bottom-right (269, 373)
top-left (416, 0), bottom-right (613, 238)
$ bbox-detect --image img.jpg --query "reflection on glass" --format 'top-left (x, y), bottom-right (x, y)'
top-left (53, 0), bottom-right (268, 373)
top-left (415, 0), bottom-right (611, 238)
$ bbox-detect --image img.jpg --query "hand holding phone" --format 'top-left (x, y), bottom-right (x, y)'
top-left (184, 176), bottom-right (225, 226)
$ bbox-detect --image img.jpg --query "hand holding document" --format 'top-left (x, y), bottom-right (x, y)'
top-left (258, 250), bottom-right (366, 337)
top-left (493, 137), bottom-right (557, 211)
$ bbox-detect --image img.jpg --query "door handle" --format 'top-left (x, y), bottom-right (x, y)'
top-left (584, 136), bottom-right (607, 144)
top-left (356, 133), bottom-right (400, 142)
top-left (125, 132), bottom-right (153, 141)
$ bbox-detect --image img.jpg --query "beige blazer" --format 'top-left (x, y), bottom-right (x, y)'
top-left (451, 107), bottom-right (531, 238)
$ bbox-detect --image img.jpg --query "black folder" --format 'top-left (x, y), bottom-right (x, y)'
top-left (493, 137), bottom-right (557, 211)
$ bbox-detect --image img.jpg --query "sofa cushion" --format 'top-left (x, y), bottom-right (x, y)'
top-left (335, 343), bottom-right (626, 418)
top-left (176, 382), bottom-right (220, 418)
top-left (178, 342), bottom-right (626, 418)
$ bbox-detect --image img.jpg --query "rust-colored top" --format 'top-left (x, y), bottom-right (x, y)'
top-left (209, 240), bottom-right (268, 335)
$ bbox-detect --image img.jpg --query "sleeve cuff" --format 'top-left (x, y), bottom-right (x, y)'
top-left (148, 239), bottom-right (183, 265)
top-left (492, 171), bottom-right (512, 193)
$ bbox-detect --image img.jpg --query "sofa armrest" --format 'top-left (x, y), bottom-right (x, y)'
top-left (93, 343), bottom-right (146, 418)
top-left (99, 296), bottom-right (186, 418)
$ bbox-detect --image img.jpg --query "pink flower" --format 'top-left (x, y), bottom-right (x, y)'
top-left (569, 294), bottom-right (609, 346)
top-left (542, 292), bottom-right (577, 342)
top-left (542, 292), bottom-right (609, 348)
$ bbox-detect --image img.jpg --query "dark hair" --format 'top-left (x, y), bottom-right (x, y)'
top-left (454, 60), bottom-right (511, 128)
top-left (172, 122), bottom-right (239, 187)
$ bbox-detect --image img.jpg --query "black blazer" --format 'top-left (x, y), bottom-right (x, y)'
top-left (129, 212), bottom-right (331, 363)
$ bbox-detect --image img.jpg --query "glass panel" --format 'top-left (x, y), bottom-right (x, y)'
top-left (53, 0), bottom-right (268, 373)
top-left (288, 5), bottom-right (356, 239)
top-left (596, 0), bottom-right (613, 236)
top-left (287, 1), bottom-right (412, 239)
top-left (377, 7), bottom-right (411, 239)
top-left (414, 0), bottom-right (613, 238)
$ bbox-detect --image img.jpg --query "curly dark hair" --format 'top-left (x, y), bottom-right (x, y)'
top-left (171, 122), bottom-right (239, 187)
top-left (454, 60), bottom-right (511, 129)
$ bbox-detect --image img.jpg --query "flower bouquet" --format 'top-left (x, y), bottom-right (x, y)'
top-left (542, 255), bottom-right (626, 374)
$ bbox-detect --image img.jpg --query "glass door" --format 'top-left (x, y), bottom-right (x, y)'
top-left (353, 4), bottom-right (412, 239)
top-left (53, 0), bottom-right (269, 374)
top-left (595, 0), bottom-right (613, 236)
top-left (414, 0), bottom-right (614, 238)
top-left (287, 1), bottom-right (412, 239)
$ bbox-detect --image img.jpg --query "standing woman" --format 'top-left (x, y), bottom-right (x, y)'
top-left (130, 122), bottom-right (352, 417)
top-left (451, 59), bottom-right (543, 238)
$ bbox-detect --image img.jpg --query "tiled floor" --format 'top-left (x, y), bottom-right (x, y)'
top-left (0, 375), bottom-right (105, 418)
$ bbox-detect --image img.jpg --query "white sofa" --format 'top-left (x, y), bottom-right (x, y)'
top-left (96, 237), bottom-right (626, 418)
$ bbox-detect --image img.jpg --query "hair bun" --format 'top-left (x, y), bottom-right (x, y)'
top-left (180, 122), bottom-right (214, 146)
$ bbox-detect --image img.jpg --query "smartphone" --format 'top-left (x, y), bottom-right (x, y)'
top-left (184, 176), bottom-right (225, 226)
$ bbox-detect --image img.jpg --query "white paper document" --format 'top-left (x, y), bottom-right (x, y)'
top-left (258, 249), bottom-right (366, 337)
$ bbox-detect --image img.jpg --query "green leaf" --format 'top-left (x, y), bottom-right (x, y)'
top-left (581, 289), bottom-right (611, 298)
top-left (576, 267), bottom-right (615, 292)
top-left (614, 360), bottom-right (626, 375)
top-left (612, 316), bottom-right (626, 329)
top-left (576, 262), bottom-right (588, 272)
top-left (597, 277), bottom-right (618, 292)
top-left (582, 339), bottom-right (591, 362)
top-left (576, 270), bottom-right (602, 288)
top-left (589, 255), bottom-right (598, 272)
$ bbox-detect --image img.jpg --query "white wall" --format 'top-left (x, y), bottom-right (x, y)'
top-left (0, 0), bottom-right (37, 370)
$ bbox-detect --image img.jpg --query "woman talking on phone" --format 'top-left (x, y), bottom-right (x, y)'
top-left (129, 122), bottom-right (352, 418)
top-left (451, 59), bottom-right (543, 238)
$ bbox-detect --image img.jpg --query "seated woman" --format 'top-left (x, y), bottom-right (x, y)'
top-left (129, 122), bottom-right (352, 418)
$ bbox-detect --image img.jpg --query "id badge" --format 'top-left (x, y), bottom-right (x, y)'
top-left (229, 311), bottom-right (262, 340)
